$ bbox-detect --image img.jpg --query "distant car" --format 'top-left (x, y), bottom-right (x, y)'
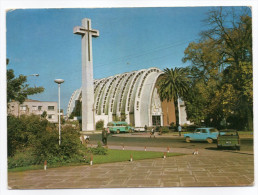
top-left (107, 121), bottom-right (134, 133)
top-left (134, 127), bottom-right (145, 132)
top-left (80, 135), bottom-right (90, 144)
top-left (184, 127), bottom-right (219, 143)
top-left (217, 129), bottom-right (240, 150)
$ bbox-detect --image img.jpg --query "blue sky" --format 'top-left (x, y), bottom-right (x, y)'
top-left (6, 7), bottom-right (250, 113)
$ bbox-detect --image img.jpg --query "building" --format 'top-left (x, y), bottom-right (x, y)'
top-left (8, 99), bottom-right (58, 123)
top-left (67, 67), bottom-right (190, 128)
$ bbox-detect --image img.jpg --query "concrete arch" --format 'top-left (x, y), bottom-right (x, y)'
top-left (125, 70), bottom-right (145, 124)
top-left (134, 68), bottom-right (162, 127)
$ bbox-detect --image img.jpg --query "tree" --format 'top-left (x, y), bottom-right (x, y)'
top-left (41, 111), bottom-right (47, 119)
top-left (182, 7), bottom-right (252, 130)
top-left (157, 67), bottom-right (189, 125)
top-left (7, 59), bottom-right (44, 104)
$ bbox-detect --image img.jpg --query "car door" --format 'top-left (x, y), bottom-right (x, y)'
top-left (200, 129), bottom-right (208, 140)
top-left (192, 129), bottom-right (201, 140)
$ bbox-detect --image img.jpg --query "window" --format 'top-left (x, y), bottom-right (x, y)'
top-left (48, 114), bottom-right (53, 119)
top-left (38, 106), bottom-right (42, 111)
top-left (32, 106), bottom-right (37, 111)
top-left (210, 129), bottom-right (218, 133)
top-left (20, 105), bottom-right (26, 111)
top-left (201, 129), bottom-right (208, 133)
top-left (48, 106), bottom-right (55, 111)
top-left (152, 115), bottom-right (161, 126)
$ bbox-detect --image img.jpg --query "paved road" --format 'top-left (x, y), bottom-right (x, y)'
top-left (8, 145), bottom-right (254, 189)
top-left (88, 132), bottom-right (253, 151)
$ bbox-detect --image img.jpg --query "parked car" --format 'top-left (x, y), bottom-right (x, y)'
top-left (80, 135), bottom-right (90, 143)
top-left (184, 127), bottom-right (219, 143)
top-left (107, 121), bottom-right (134, 133)
top-left (217, 129), bottom-right (240, 150)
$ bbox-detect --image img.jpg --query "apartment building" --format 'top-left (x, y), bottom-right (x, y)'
top-left (8, 99), bottom-right (58, 123)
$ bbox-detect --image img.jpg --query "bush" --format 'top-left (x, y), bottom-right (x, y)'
top-left (8, 148), bottom-right (37, 169)
top-left (88, 142), bottom-right (108, 155)
top-left (34, 125), bottom-right (84, 165)
top-left (7, 114), bottom-right (49, 157)
top-left (160, 126), bottom-right (169, 134)
top-left (96, 120), bottom-right (104, 130)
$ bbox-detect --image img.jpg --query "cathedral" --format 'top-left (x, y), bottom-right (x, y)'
top-left (67, 67), bottom-right (189, 128)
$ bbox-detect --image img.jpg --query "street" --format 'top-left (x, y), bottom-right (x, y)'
top-left (88, 132), bottom-right (253, 152)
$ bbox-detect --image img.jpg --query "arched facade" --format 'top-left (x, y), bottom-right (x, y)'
top-left (67, 67), bottom-right (188, 128)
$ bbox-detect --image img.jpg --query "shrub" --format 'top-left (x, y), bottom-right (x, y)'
top-left (8, 148), bottom-right (37, 169)
top-left (88, 142), bottom-right (107, 155)
top-left (96, 120), bottom-right (104, 130)
top-left (7, 114), bottom-right (49, 157)
top-left (34, 125), bottom-right (84, 165)
top-left (160, 126), bottom-right (169, 134)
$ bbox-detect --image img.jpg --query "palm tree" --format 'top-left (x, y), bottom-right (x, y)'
top-left (157, 67), bottom-right (189, 126)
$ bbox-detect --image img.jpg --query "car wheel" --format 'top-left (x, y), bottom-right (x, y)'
top-left (207, 138), bottom-right (213, 144)
top-left (116, 129), bottom-right (120, 134)
top-left (185, 137), bottom-right (191, 143)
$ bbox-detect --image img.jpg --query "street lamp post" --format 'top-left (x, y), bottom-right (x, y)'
top-left (54, 79), bottom-right (64, 145)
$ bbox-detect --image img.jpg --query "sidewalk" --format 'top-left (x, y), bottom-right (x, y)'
top-left (8, 145), bottom-right (254, 189)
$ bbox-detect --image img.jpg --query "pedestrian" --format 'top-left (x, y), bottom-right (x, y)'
top-left (178, 125), bottom-right (182, 137)
top-left (144, 125), bottom-right (147, 132)
top-left (150, 127), bottom-right (154, 138)
top-left (102, 128), bottom-right (108, 145)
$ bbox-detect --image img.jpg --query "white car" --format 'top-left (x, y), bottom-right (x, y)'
top-left (80, 135), bottom-right (90, 143)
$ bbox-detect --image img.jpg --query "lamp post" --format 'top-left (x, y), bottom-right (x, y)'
top-left (54, 79), bottom-right (64, 145)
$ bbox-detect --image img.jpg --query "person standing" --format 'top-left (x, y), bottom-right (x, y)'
top-left (178, 125), bottom-right (182, 137)
top-left (144, 125), bottom-right (147, 132)
top-left (102, 128), bottom-right (108, 145)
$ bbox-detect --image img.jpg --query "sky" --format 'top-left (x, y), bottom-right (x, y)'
top-left (6, 7), bottom-right (250, 113)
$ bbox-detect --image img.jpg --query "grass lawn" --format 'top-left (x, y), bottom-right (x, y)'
top-left (90, 149), bottom-right (184, 164)
top-left (8, 149), bottom-right (184, 172)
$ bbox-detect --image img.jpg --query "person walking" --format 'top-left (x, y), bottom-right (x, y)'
top-left (178, 125), bottom-right (182, 137)
top-left (150, 127), bottom-right (154, 138)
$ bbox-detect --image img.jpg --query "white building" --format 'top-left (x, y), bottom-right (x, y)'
top-left (8, 99), bottom-right (58, 123)
top-left (67, 67), bottom-right (190, 128)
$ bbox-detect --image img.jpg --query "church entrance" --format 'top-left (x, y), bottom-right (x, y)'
top-left (152, 115), bottom-right (161, 126)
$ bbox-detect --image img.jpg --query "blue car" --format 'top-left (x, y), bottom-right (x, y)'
top-left (184, 127), bottom-right (219, 143)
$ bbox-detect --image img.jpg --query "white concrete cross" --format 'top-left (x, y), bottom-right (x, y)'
top-left (74, 18), bottom-right (99, 131)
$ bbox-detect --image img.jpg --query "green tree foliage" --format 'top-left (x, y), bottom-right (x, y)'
top-left (157, 67), bottom-right (189, 125)
top-left (96, 120), bottom-right (104, 130)
top-left (7, 59), bottom-right (44, 104)
top-left (41, 111), bottom-right (47, 119)
top-left (182, 7), bottom-right (252, 130)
